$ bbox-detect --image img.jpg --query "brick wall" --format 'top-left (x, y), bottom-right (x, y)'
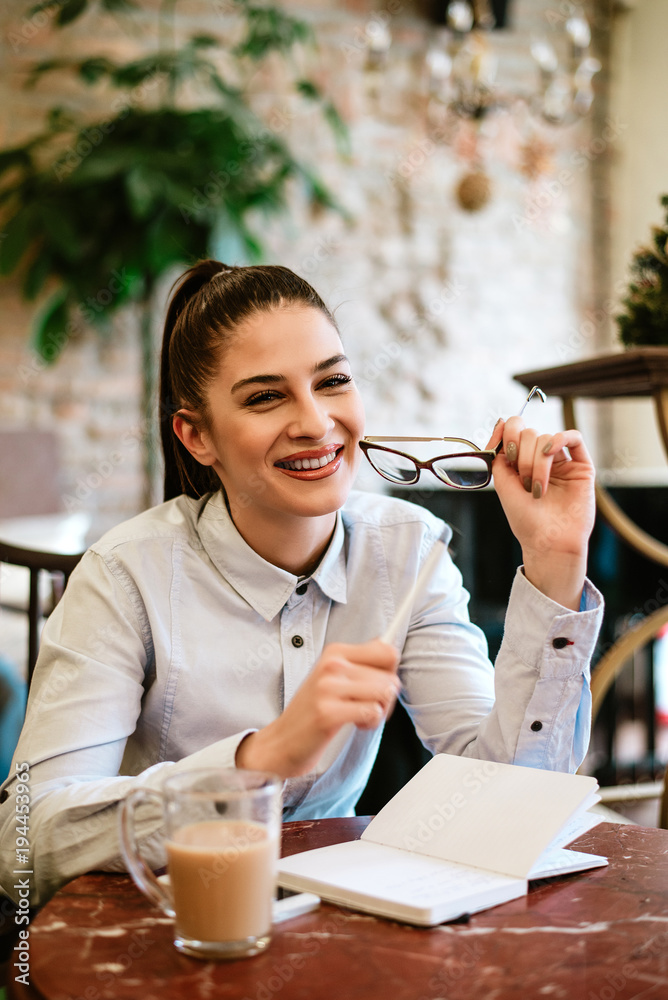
top-left (0, 0), bottom-right (611, 518)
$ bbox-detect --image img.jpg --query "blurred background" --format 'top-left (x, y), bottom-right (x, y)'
top-left (1, 0), bottom-right (668, 818)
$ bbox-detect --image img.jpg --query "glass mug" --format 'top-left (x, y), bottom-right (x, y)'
top-left (119, 767), bottom-right (282, 960)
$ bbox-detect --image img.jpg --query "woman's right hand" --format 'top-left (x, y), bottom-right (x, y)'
top-left (235, 639), bottom-right (400, 778)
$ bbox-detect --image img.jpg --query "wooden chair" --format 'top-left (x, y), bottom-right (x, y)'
top-left (0, 540), bottom-right (83, 687)
top-left (514, 356), bottom-right (668, 829)
top-left (587, 604), bottom-right (668, 829)
top-left (0, 430), bottom-right (87, 686)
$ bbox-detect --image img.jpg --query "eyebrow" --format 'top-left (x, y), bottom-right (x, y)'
top-left (231, 354), bottom-right (349, 393)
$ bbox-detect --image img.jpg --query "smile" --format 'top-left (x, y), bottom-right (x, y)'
top-left (276, 450), bottom-right (340, 471)
top-left (274, 446), bottom-right (344, 480)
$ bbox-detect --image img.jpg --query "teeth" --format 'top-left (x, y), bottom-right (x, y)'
top-left (278, 450), bottom-right (338, 472)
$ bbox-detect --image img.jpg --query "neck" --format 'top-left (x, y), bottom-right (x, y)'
top-left (227, 500), bottom-right (337, 577)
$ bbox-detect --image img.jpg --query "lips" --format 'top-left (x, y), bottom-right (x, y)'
top-left (275, 446), bottom-right (344, 480)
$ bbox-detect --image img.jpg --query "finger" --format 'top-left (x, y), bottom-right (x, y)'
top-left (357, 704), bottom-right (390, 730)
top-left (356, 694), bottom-right (397, 729)
top-left (543, 428), bottom-right (592, 466)
top-left (500, 415), bottom-right (526, 464)
top-left (514, 427), bottom-right (538, 490)
top-left (319, 659), bottom-right (401, 700)
top-left (525, 433), bottom-right (556, 499)
top-left (330, 639), bottom-right (400, 672)
top-left (485, 417), bottom-right (505, 451)
top-left (318, 697), bottom-right (389, 732)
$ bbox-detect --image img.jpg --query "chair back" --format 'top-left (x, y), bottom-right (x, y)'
top-left (0, 541), bottom-right (83, 686)
top-left (588, 603), bottom-right (668, 829)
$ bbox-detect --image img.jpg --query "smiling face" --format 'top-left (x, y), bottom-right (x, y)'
top-left (176, 305), bottom-right (365, 559)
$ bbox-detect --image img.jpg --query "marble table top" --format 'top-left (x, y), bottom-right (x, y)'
top-left (9, 818), bottom-right (668, 1000)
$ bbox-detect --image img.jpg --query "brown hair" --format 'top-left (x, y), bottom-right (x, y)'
top-left (160, 259), bottom-right (337, 501)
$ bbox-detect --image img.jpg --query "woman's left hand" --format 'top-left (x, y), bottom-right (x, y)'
top-left (486, 418), bottom-right (596, 611)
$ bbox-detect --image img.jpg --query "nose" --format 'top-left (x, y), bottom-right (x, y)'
top-left (286, 391), bottom-right (335, 441)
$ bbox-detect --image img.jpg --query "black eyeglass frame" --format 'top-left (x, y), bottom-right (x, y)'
top-left (359, 386), bottom-right (547, 489)
top-left (358, 436), bottom-right (496, 489)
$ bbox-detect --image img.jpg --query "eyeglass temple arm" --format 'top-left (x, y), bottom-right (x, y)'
top-left (364, 385), bottom-right (545, 454)
top-left (493, 386), bottom-right (547, 455)
top-left (363, 436), bottom-right (461, 443)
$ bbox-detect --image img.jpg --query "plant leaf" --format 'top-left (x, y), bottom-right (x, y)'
top-left (40, 203), bottom-right (87, 262)
top-left (26, 59), bottom-right (72, 87)
top-left (56, 0), bottom-right (89, 27)
top-left (32, 289), bottom-right (69, 363)
top-left (46, 106), bottom-right (78, 132)
top-left (100, 0), bottom-right (138, 10)
top-left (296, 79), bottom-right (319, 100)
top-left (78, 57), bottom-right (116, 83)
top-left (296, 80), bottom-right (350, 157)
top-left (28, 1), bottom-right (64, 14)
top-left (23, 253), bottom-right (53, 301)
top-left (190, 34), bottom-right (219, 49)
top-left (125, 166), bottom-right (159, 219)
top-left (0, 147), bottom-right (32, 180)
top-left (0, 208), bottom-right (37, 275)
top-left (322, 101), bottom-right (351, 157)
top-left (234, 4), bottom-right (313, 60)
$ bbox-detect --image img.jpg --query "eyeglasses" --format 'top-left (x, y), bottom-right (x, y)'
top-left (359, 386), bottom-right (546, 490)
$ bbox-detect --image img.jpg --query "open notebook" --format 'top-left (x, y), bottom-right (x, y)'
top-left (277, 754), bottom-right (607, 926)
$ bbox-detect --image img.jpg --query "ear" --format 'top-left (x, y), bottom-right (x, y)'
top-left (172, 411), bottom-right (217, 467)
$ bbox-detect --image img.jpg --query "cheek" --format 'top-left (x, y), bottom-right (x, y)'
top-left (225, 421), bottom-right (282, 479)
top-left (346, 389), bottom-right (366, 438)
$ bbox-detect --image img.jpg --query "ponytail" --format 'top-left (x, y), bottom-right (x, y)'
top-left (160, 258), bottom-right (336, 503)
top-left (160, 261), bottom-right (227, 502)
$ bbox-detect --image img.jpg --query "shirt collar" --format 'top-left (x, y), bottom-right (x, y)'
top-left (195, 492), bottom-right (347, 622)
top-left (311, 511), bottom-right (347, 605)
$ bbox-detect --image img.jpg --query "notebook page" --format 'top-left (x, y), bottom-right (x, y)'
top-left (546, 806), bottom-right (604, 850)
top-left (529, 845), bottom-right (608, 879)
top-left (361, 754), bottom-right (600, 880)
top-left (277, 840), bottom-right (525, 923)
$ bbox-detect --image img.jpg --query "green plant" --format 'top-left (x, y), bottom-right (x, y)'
top-left (617, 194), bottom-right (668, 348)
top-left (0, 0), bottom-right (348, 505)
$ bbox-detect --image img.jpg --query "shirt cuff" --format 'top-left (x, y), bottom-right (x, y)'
top-left (503, 567), bottom-right (603, 677)
top-left (168, 729), bottom-right (258, 772)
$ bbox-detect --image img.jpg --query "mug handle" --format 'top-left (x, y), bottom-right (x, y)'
top-left (118, 787), bottom-right (175, 918)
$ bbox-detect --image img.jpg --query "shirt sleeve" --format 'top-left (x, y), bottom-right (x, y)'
top-left (0, 550), bottom-right (256, 907)
top-left (399, 544), bottom-right (603, 774)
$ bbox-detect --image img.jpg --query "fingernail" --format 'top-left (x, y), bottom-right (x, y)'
top-left (523, 476), bottom-right (532, 493)
top-left (533, 481), bottom-right (542, 500)
top-left (506, 442), bottom-right (517, 462)
top-left (494, 417), bottom-right (503, 429)
top-left (542, 440), bottom-right (554, 455)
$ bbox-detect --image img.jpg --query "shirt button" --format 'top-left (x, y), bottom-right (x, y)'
top-left (291, 635), bottom-right (304, 648)
top-left (552, 637), bottom-right (572, 649)
top-left (530, 720), bottom-right (543, 732)
top-left (296, 584), bottom-right (308, 596)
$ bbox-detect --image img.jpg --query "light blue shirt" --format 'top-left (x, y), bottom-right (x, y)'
top-left (0, 490), bottom-right (603, 904)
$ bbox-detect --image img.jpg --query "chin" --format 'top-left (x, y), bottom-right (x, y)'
top-left (290, 489), bottom-right (351, 519)
top-left (279, 477), bottom-right (353, 519)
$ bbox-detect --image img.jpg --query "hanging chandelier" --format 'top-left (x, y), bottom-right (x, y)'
top-left (362, 1), bottom-right (601, 212)
top-left (424, 0), bottom-right (601, 126)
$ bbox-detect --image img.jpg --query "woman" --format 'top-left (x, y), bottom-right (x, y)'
top-left (0, 260), bottom-right (602, 905)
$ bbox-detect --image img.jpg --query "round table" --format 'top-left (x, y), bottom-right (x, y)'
top-left (8, 817), bottom-right (668, 1000)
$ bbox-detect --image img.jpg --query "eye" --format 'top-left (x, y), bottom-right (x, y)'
top-left (243, 389), bottom-right (283, 407)
top-left (319, 373), bottom-right (353, 390)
